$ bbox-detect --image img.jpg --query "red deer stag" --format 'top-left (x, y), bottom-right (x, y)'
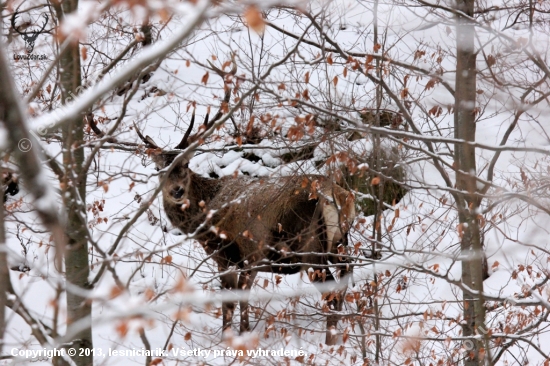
top-left (135, 63), bottom-right (355, 345)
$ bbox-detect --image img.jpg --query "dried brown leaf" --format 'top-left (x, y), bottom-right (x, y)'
top-left (201, 72), bottom-right (209, 85)
top-left (244, 6), bottom-right (265, 33)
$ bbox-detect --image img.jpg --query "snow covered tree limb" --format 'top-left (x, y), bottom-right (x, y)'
top-left (0, 40), bottom-right (66, 270)
top-left (30, 0), bottom-right (211, 135)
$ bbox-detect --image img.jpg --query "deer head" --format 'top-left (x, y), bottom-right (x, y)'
top-left (135, 59), bottom-right (238, 214)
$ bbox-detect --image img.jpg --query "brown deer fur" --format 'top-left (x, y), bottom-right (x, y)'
top-left (154, 154), bottom-right (355, 344)
top-left (162, 169), bottom-right (355, 275)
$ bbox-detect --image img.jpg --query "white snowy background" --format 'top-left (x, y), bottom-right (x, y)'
top-left (2, 0), bottom-right (550, 364)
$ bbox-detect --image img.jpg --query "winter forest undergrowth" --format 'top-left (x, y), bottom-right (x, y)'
top-left (1, 0), bottom-right (550, 365)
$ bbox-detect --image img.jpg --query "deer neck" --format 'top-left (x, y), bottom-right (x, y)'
top-left (187, 171), bottom-right (223, 205)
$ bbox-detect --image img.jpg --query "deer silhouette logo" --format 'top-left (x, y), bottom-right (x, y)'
top-left (11, 7), bottom-right (48, 54)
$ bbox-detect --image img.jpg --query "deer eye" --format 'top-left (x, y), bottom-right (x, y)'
top-left (171, 186), bottom-right (185, 199)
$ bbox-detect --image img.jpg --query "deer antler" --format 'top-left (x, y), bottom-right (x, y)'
top-left (10, 4), bottom-right (29, 37)
top-left (37, 14), bottom-right (48, 34)
top-left (203, 56), bottom-right (237, 130)
top-left (133, 121), bottom-right (159, 149)
top-left (202, 113), bottom-right (210, 127)
top-left (207, 55), bottom-right (238, 78)
top-left (174, 108), bottom-right (196, 149)
top-left (173, 56), bottom-right (238, 150)
top-left (10, 12), bottom-right (21, 36)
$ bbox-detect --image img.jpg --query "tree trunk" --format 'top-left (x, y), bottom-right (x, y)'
top-left (454, 0), bottom-right (490, 364)
top-left (0, 171), bottom-right (7, 353)
top-left (55, 0), bottom-right (93, 365)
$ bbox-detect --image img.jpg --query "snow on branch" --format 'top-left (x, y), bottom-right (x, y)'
top-left (30, 0), bottom-right (211, 135)
top-left (0, 41), bottom-right (66, 269)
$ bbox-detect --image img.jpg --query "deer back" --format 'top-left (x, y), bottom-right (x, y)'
top-left (161, 171), bottom-right (355, 269)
